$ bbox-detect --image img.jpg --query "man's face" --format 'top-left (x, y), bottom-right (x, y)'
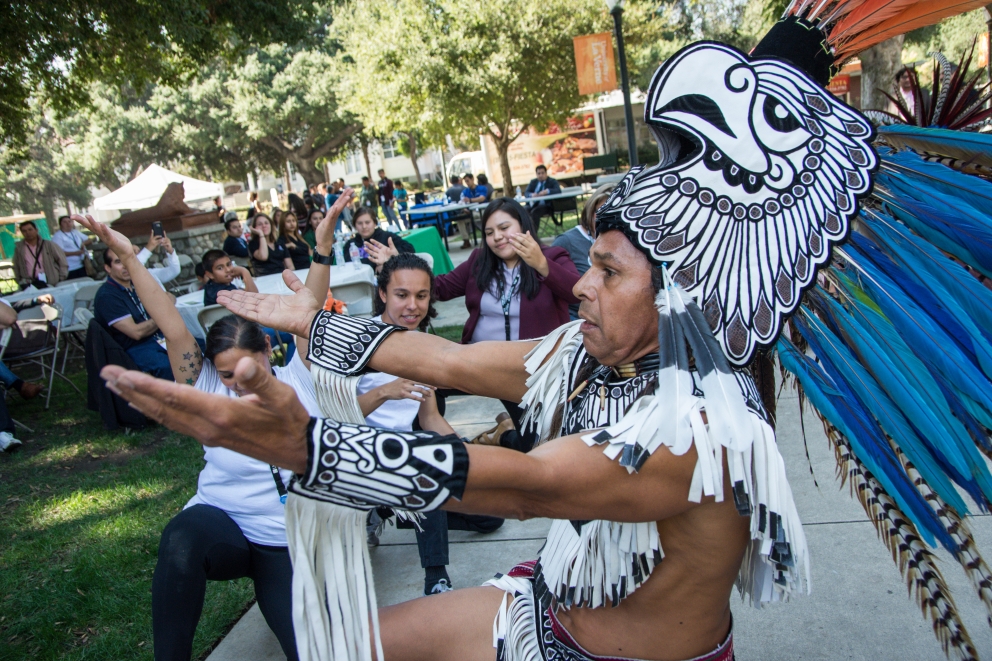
top-left (104, 250), bottom-right (130, 284)
top-left (207, 256), bottom-right (235, 285)
top-left (463, 175), bottom-right (475, 188)
top-left (59, 218), bottom-right (73, 233)
top-left (574, 231), bottom-right (659, 366)
top-left (536, 168), bottom-right (548, 182)
top-left (899, 70), bottom-right (913, 91)
top-left (227, 221), bottom-right (242, 238)
top-left (378, 170), bottom-right (385, 179)
top-left (20, 224), bottom-right (38, 243)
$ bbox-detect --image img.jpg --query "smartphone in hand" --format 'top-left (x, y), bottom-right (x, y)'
top-left (151, 221), bottom-right (164, 237)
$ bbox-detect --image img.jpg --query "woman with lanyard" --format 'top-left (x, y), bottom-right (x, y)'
top-left (74, 212), bottom-right (337, 661)
top-left (371, 197), bottom-right (581, 452)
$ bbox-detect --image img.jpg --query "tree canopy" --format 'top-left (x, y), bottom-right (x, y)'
top-left (1, 0), bottom-right (315, 149)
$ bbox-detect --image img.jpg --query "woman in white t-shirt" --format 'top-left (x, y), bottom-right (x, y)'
top-left (73, 215), bottom-right (311, 661)
top-left (359, 253), bottom-right (504, 597)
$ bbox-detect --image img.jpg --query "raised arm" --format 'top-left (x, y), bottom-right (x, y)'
top-left (215, 279), bottom-right (536, 401)
top-left (99, 359), bottom-right (701, 525)
top-left (73, 215), bottom-right (202, 384)
top-left (303, 188), bottom-right (355, 305)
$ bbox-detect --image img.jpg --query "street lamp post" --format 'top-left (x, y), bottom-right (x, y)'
top-left (606, 0), bottom-right (638, 167)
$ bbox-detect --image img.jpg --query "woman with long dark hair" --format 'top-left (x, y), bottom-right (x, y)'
top-left (75, 216), bottom-right (322, 661)
top-left (341, 206), bottom-right (414, 272)
top-left (248, 213), bottom-right (291, 276)
top-left (432, 197), bottom-right (581, 451)
top-left (277, 212), bottom-right (313, 270)
top-left (362, 253), bottom-right (503, 595)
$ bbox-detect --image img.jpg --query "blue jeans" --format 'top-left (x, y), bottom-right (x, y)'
top-left (126, 339), bottom-right (174, 381)
top-left (0, 361), bottom-right (20, 390)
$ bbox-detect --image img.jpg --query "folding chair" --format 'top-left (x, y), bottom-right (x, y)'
top-left (59, 283), bottom-right (103, 369)
top-left (1, 303), bottom-right (81, 410)
top-left (332, 281), bottom-right (377, 318)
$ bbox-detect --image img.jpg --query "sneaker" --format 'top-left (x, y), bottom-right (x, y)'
top-left (0, 431), bottom-right (22, 452)
top-left (425, 577), bottom-right (453, 596)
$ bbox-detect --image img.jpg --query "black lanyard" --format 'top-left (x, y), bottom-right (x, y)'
top-left (270, 465), bottom-right (288, 504)
top-left (497, 269), bottom-right (521, 341)
top-left (26, 241), bottom-right (44, 278)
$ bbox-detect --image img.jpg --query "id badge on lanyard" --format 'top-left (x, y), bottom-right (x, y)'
top-left (499, 271), bottom-right (521, 341)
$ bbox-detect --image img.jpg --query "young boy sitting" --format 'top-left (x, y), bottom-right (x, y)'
top-left (200, 249), bottom-right (295, 359)
top-left (201, 249), bottom-right (256, 306)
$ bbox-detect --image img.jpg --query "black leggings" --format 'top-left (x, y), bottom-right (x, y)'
top-left (152, 504), bottom-right (298, 661)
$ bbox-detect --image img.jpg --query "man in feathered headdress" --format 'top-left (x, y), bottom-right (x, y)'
top-left (99, 1), bottom-right (992, 659)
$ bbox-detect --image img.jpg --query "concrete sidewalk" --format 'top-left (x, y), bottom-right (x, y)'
top-left (207, 374), bottom-right (992, 660)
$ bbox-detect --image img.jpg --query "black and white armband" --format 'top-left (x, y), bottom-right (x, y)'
top-left (289, 418), bottom-right (469, 511)
top-left (307, 311), bottom-right (403, 375)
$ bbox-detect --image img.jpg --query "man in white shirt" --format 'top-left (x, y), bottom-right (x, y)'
top-left (52, 216), bottom-right (94, 280)
top-left (136, 231), bottom-right (181, 286)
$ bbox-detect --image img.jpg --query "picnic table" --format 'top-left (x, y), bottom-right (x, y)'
top-left (4, 279), bottom-right (98, 315)
top-left (406, 202), bottom-right (475, 251)
top-left (175, 265), bottom-right (376, 339)
top-left (399, 226), bottom-right (455, 275)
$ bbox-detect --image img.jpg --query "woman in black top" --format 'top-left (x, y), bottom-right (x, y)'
top-left (341, 207), bottom-right (415, 272)
top-left (248, 213), bottom-right (291, 276)
top-left (277, 212), bottom-right (312, 270)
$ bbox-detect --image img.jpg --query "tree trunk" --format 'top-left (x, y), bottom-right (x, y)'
top-left (860, 36), bottom-right (904, 111)
top-left (406, 132), bottom-right (423, 189)
top-left (284, 161), bottom-right (293, 194)
top-left (361, 140), bottom-right (373, 180)
top-left (291, 157), bottom-right (324, 188)
top-left (495, 137), bottom-right (514, 197)
top-left (41, 196), bottom-right (56, 234)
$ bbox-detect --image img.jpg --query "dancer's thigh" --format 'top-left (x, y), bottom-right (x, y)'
top-left (379, 586), bottom-right (507, 661)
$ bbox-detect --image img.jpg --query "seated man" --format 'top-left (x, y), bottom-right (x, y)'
top-left (93, 248), bottom-right (173, 381)
top-left (0, 295), bottom-right (51, 400)
top-left (12, 220), bottom-right (69, 289)
top-left (200, 249), bottom-right (294, 360)
top-left (222, 214), bottom-right (251, 260)
top-left (524, 164), bottom-right (561, 231)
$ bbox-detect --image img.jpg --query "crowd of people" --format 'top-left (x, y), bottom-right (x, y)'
top-left (1, 176), bottom-right (612, 660)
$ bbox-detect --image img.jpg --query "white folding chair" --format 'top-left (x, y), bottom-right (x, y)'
top-left (56, 277), bottom-right (96, 287)
top-left (332, 281), bottom-right (377, 318)
top-left (414, 252), bottom-right (435, 271)
top-left (1, 303), bottom-right (81, 410)
top-left (58, 282), bottom-right (104, 369)
top-left (197, 304), bottom-right (234, 335)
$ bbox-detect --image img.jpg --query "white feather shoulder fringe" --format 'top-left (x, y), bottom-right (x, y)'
top-left (582, 399), bottom-right (811, 605)
top-left (284, 365), bottom-right (383, 661)
top-left (286, 496), bottom-right (383, 661)
top-left (487, 574), bottom-right (542, 661)
top-left (519, 321), bottom-right (584, 444)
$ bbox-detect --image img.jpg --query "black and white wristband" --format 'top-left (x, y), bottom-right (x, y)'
top-left (307, 311), bottom-right (403, 375)
top-left (289, 418), bottom-right (469, 511)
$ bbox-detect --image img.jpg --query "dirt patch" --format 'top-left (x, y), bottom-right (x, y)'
top-left (0, 427), bottom-right (171, 474)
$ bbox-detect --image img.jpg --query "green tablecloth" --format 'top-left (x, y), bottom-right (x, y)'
top-left (400, 226), bottom-right (455, 275)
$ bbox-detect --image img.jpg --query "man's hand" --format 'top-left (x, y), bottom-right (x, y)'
top-left (366, 238), bottom-right (399, 269)
top-left (217, 270), bottom-right (320, 337)
top-left (73, 214), bottom-right (136, 262)
top-left (509, 231), bottom-right (548, 276)
top-left (101, 357), bottom-right (311, 472)
top-left (316, 188), bottom-right (355, 251)
top-left (161, 235), bottom-right (174, 254)
top-left (36, 293), bottom-right (54, 305)
top-left (146, 232), bottom-right (163, 252)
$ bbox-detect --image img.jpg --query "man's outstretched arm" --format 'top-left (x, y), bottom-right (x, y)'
top-left (217, 278), bottom-right (537, 402)
top-left (100, 361), bottom-right (699, 524)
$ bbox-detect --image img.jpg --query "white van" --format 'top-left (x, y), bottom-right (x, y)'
top-left (446, 151), bottom-right (487, 184)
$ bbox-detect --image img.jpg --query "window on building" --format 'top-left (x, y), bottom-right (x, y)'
top-left (345, 150), bottom-right (362, 174)
top-left (381, 138), bottom-right (399, 159)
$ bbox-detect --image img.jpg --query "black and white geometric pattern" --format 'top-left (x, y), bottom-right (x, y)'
top-left (290, 418), bottom-right (469, 511)
top-left (597, 41), bottom-right (877, 367)
top-left (306, 312), bottom-right (402, 375)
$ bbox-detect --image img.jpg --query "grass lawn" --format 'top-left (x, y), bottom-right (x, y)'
top-left (430, 324), bottom-right (465, 342)
top-left (0, 363), bottom-right (253, 661)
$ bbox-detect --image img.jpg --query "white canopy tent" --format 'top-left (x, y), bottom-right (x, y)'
top-left (92, 164), bottom-right (224, 211)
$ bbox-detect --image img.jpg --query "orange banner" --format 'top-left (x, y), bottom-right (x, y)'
top-left (573, 33), bottom-right (617, 96)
